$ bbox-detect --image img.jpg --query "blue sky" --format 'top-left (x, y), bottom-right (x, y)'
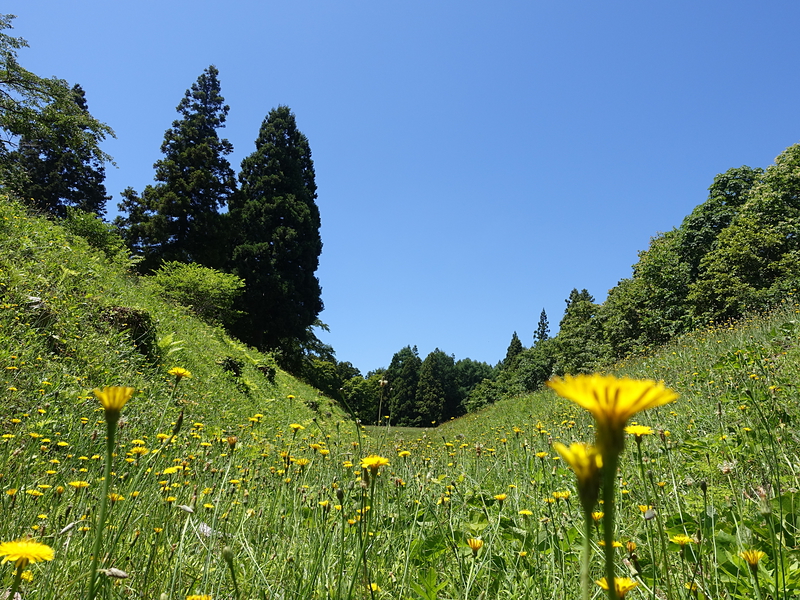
top-left (7, 1), bottom-right (800, 374)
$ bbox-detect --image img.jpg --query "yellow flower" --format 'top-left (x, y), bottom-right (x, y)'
top-left (595, 577), bottom-right (639, 598)
top-left (670, 534), bottom-right (694, 547)
top-left (93, 386), bottom-right (134, 423)
top-left (547, 375), bottom-right (677, 454)
top-left (467, 537), bottom-right (483, 556)
top-left (494, 493), bottom-right (507, 502)
top-left (68, 480), bottom-right (90, 489)
top-left (624, 425), bottom-right (654, 438)
top-left (168, 367), bottom-right (192, 380)
top-left (289, 423), bottom-right (305, 432)
top-left (361, 455), bottom-right (390, 474)
top-left (740, 549), bottom-right (766, 567)
top-left (553, 442), bottom-right (602, 511)
top-left (186, 596), bottom-right (212, 600)
top-left (0, 538), bottom-right (54, 568)
top-left (398, 450), bottom-right (411, 458)
top-left (518, 509), bottom-right (533, 516)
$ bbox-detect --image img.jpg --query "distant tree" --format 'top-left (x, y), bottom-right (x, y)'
top-left (415, 349), bottom-right (459, 425)
top-left (553, 289), bottom-right (607, 375)
top-left (533, 309), bottom-right (550, 344)
top-left (229, 105), bottom-right (323, 351)
top-left (116, 65), bottom-right (235, 271)
top-left (341, 371), bottom-right (384, 424)
top-left (385, 346), bottom-right (421, 426)
top-left (0, 15), bottom-right (113, 205)
top-left (503, 331), bottom-right (524, 367)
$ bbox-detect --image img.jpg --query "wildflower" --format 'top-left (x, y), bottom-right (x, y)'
top-left (547, 374), bottom-right (677, 455)
top-left (93, 387), bottom-right (135, 424)
top-left (68, 481), bottom-right (90, 489)
top-left (0, 538), bottom-right (54, 568)
top-left (553, 442), bottom-right (602, 513)
top-left (670, 534), bottom-right (694, 547)
top-left (369, 583), bottom-right (381, 592)
top-left (518, 509), bottom-right (533, 516)
top-left (289, 423), bottom-right (305, 432)
top-left (398, 450), bottom-right (411, 458)
top-left (186, 595), bottom-right (212, 600)
top-left (591, 511), bottom-right (604, 521)
top-left (595, 577), bottom-right (639, 598)
top-left (624, 425), bottom-right (653, 438)
top-left (467, 537), bottom-right (483, 557)
top-left (740, 549), bottom-right (766, 569)
top-left (494, 493), bottom-right (507, 503)
top-left (361, 455), bottom-right (390, 475)
top-left (168, 367), bottom-right (192, 380)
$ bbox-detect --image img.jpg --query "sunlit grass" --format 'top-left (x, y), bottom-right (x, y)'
top-left (3, 196), bottom-right (800, 598)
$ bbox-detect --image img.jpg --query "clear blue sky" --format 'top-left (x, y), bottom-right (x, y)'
top-left (7, 1), bottom-right (800, 374)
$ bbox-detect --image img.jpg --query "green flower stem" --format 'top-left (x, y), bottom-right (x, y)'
top-left (581, 508), bottom-right (593, 600)
top-left (8, 562), bottom-right (24, 600)
top-left (602, 452), bottom-right (619, 600)
top-left (88, 418), bottom-right (117, 600)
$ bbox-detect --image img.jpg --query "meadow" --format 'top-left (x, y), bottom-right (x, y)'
top-left (2, 196), bottom-right (800, 599)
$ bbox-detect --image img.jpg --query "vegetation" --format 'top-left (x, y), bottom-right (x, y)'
top-left (3, 197), bottom-right (800, 600)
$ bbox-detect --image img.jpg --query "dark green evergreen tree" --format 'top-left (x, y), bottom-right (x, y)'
top-left (533, 309), bottom-right (550, 344)
top-left (503, 331), bottom-right (524, 367)
top-left (116, 65), bottom-right (235, 271)
top-left (11, 84), bottom-right (110, 218)
top-left (385, 346), bottom-right (421, 426)
top-left (229, 105), bottom-right (323, 351)
top-left (415, 349), bottom-right (459, 425)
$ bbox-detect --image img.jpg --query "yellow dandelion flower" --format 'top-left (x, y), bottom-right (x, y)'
top-left (289, 423), bottom-right (305, 432)
top-left (168, 367), bottom-right (192, 380)
top-left (93, 386), bottom-right (134, 423)
top-left (68, 480), bottom-right (90, 489)
top-left (186, 595), bottom-right (212, 600)
top-left (624, 425), bottom-right (654, 438)
top-left (467, 537), bottom-right (484, 556)
top-left (670, 534), bottom-right (694, 546)
top-left (0, 538), bottom-right (54, 568)
top-left (595, 577), bottom-right (639, 598)
top-left (547, 374), bottom-right (677, 454)
top-left (361, 455), bottom-right (390, 474)
top-left (740, 549), bottom-right (766, 567)
top-left (494, 493), bottom-right (507, 502)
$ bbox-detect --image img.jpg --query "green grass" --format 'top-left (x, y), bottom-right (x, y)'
top-left (3, 195), bottom-right (800, 599)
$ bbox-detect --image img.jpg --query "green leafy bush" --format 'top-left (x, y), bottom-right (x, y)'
top-left (146, 261), bottom-right (245, 326)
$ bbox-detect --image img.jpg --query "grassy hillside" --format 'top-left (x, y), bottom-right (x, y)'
top-left (3, 195), bottom-right (800, 600)
top-left (0, 196), bottom-right (346, 433)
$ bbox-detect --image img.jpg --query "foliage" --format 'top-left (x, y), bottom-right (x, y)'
top-left (9, 84), bottom-right (111, 218)
top-left (115, 66), bottom-right (236, 271)
top-left (553, 288), bottom-right (608, 375)
top-left (145, 261), bottom-right (245, 327)
top-left (502, 331), bottom-right (524, 368)
top-left (415, 348), bottom-right (460, 425)
top-left (534, 308), bottom-right (550, 344)
top-left (385, 345), bottom-right (422, 426)
top-left (689, 145), bottom-right (800, 321)
top-left (0, 15), bottom-right (113, 207)
top-left (62, 207), bottom-right (128, 261)
top-left (229, 105), bottom-right (323, 351)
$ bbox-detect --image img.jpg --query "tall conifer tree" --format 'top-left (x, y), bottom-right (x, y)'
top-left (229, 105), bottom-right (323, 351)
top-left (116, 66), bottom-right (235, 270)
